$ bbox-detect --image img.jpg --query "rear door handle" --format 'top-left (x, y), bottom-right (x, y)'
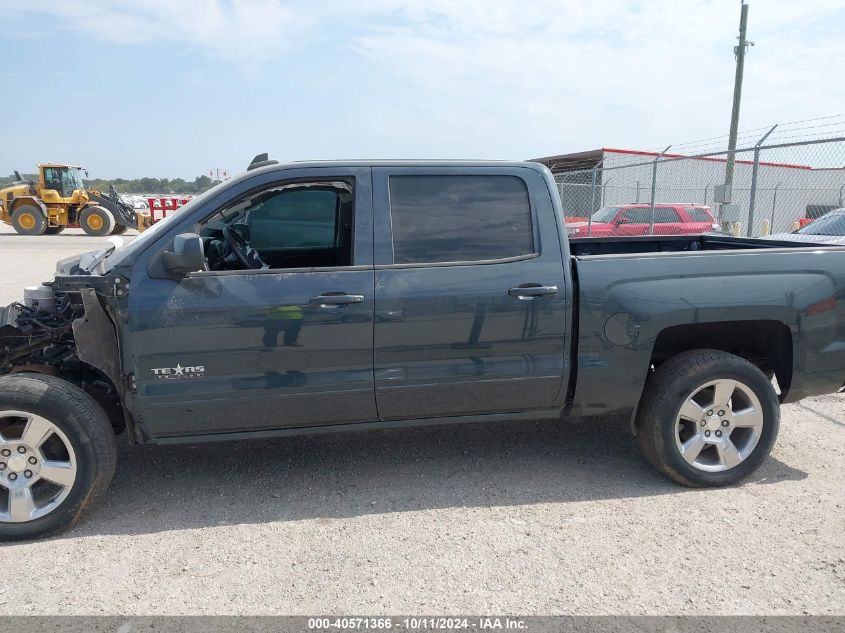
top-left (309, 292), bottom-right (364, 307)
top-left (508, 285), bottom-right (559, 300)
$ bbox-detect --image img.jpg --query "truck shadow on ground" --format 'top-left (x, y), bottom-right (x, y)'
top-left (796, 402), bottom-right (844, 427)
top-left (74, 415), bottom-right (807, 538)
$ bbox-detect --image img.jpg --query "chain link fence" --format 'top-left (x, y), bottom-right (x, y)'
top-left (549, 136), bottom-right (845, 241)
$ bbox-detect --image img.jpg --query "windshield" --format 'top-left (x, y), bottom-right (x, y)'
top-left (590, 206), bottom-right (623, 223)
top-left (797, 211), bottom-right (845, 236)
top-left (102, 178), bottom-right (230, 270)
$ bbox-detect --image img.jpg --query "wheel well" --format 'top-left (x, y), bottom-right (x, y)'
top-left (9, 364), bottom-right (126, 434)
top-left (650, 320), bottom-right (793, 398)
top-left (10, 198), bottom-right (46, 215)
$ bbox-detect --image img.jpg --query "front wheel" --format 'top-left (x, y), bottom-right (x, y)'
top-left (0, 374), bottom-right (116, 541)
top-left (635, 349), bottom-right (780, 487)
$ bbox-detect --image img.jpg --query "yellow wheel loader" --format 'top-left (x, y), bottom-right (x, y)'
top-left (0, 164), bottom-right (138, 236)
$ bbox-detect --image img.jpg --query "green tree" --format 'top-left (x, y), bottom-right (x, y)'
top-left (1, 171), bottom-right (219, 195)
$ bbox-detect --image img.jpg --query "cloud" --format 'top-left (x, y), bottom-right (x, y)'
top-left (5, 0), bottom-right (304, 61)
top-left (3, 0), bottom-right (844, 170)
top-left (343, 0), bottom-right (845, 154)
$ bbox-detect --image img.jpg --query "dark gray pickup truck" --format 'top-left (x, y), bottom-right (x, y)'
top-left (1, 158), bottom-right (844, 539)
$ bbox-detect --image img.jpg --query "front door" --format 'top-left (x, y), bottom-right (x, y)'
top-left (125, 167), bottom-right (377, 438)
top-left (371, 167), bottom-right (569, 421)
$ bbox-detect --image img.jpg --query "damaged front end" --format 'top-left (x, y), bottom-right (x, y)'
top-left (0, 275), bottom-right (131, 436)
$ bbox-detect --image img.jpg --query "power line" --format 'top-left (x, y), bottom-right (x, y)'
top-left (645, 114), bottom-right (845, 153)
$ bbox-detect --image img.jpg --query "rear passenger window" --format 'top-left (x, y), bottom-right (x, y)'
top-left (388, 175), bottom-right (534, 264)
top-left (653, 208), bottom-right (681, 223)
top-left (685, 207), bottom-right (713, 222)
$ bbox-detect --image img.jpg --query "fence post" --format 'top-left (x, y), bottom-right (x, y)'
top-left (704, 182), bottom-right (711, 204)
top-left (586, 159), bottom-right (604, 237)
top-left (747, 124), bottom-right (777, 237)
top-left (635, 180), bottom-right (640, 203)
top-left (769, 182), bottom-right (781, 232)
top-left (601, 178), bottom-right (612, 206)
top-left (839, 183), bottom-right (844, 206)
top-left (649, 145), bottom-right (671, 235)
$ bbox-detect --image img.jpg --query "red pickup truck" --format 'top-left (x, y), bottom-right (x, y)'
top-left (567, 203), bottom-right (718, 237)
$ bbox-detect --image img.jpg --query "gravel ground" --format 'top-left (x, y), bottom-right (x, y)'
top-left (0, 224), bottom-right (842, 615)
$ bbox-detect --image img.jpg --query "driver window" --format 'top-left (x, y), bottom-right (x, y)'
top-left (199, 180), bottom-right (354, 272)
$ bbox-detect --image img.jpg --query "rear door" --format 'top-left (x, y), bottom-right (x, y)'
top-left (684, 206), bottom-right (717, 233)
top-left (654, 206), bottom-right (685, 235)
top-left (371, 166), bottom-right (569, 421)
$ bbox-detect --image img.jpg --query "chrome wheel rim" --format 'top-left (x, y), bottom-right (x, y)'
top-left (674, 379), bottom-right (764, 473)
top-left (0, 410), bottom-right (77, 523)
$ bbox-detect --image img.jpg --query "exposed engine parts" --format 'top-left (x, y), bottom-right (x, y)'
top-left (23, 284), bottom-right (56, 310)
top-left (0, 288), bottom-right (78, 373)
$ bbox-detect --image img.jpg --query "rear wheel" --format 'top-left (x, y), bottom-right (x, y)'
top-left (11, 206), bottom-right (47, 236)
top-left (78, 206), bottom-right (115, 237)
top-left (45, 225), bottom-right (66, 235)
top-left (110, 224), bottom-right (129, 235)
top-left (635, 350), bottom-right (779, 487)
top-left (0, 374), bottom-right (116, 541)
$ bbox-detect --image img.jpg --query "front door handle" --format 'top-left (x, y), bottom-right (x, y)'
top-left (309, 292), bottom-right (364, 308)
top-left (508, 285), bottom-right (559, 300)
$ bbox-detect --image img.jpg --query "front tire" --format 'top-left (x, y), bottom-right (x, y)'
top-left (0, 374), bottom-right (117, 541)
top-left (635, 350), bottom-right (780, 487)
top-left (78, 206), bottom-right (115, 237)
top-left (11, 205), bottom-right (47, 236)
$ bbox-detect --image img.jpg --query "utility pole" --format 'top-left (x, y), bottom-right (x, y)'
top-left (721, 0), bottom-right (754, 222)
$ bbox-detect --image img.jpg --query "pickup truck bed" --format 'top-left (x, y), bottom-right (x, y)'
top-left (568, 233), bottom-right (834, 256)
top-left (567, 235), bottom-right (845, 417)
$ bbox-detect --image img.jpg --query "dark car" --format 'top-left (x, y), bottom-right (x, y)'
top-left (1, 158), bottom-right (844, 540)
top-left (769, 208), bottom-right (845, 245)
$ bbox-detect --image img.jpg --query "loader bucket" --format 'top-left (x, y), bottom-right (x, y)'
top-left (86, 187), bottom-right (137, 230)
top-left (137, 214), bottom-right (154, 232)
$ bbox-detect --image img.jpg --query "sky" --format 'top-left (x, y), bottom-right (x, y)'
top-left (1, 0), bottom-right (844, 179)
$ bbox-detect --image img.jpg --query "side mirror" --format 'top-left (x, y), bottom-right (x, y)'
top-left (162, 233), bottom-right (204, 276)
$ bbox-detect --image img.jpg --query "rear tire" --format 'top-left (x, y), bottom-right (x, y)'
top-left (0, 374), bottom-right (117, 541)
top-left (11, 205), bottom-right (47, 236)
top-left (78, 206), bottom-right (115, 237)
top-left (635, 349), bottom-right (779, 487)
top-left (110, 224), bottom-right (129, 235)
top-left (45, 225), bottom-right (66, 235)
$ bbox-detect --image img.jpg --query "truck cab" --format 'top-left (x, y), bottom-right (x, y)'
top-left (120, 163), bottom-right (570, 434)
